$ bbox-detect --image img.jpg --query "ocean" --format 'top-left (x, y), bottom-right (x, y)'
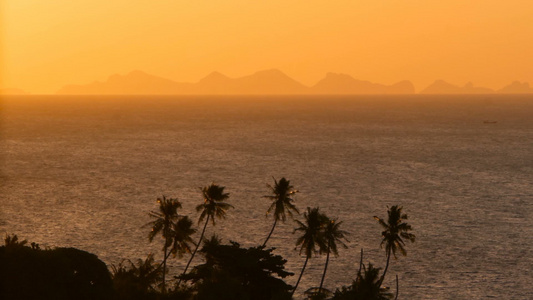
top-left (1, 95), bottom-right (532, 299)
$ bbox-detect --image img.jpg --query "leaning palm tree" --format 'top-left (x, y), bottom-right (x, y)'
top-left (318, 216), bottom-right (348, 293)
top-left (263, 177), bottom-right (299, 247)
top-left (291, 207), bottom-right (327, 297)
top-left (146, 196), bottom-right (181, 291)
top-left (374, 205), bottom-right (415, 288)
top-left (180, 184), bottom-right (233, 279)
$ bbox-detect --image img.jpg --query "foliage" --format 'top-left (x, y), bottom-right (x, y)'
top-left (0, 240), bottom-right (113, 300)
top-left (294, 207), bottom-right (328, 258)
top-left (179, 238), bottom-right (293, 300)
top-left (147, 196), bottom-right (181, 247)
top-left (331, 263), bottom-right (394, 300)
top-left (318, 216), bottom-right (349, 292)
top-left (111, 254), bottom-right (162, 300)
top-left (374, 205), bottom-right (416, 259)
top-left (4, 234), bottom-right (28, 248)
top-left (146, 196), bottom-right (197, 292)
top-left (263, 177), bottom-right (299, 246)
top-left (181, 184), bottom-right (233, 283)
top-left (3, 184), bottom-right (417, 300)
top-left (374, 205), bottom-right (416, 286)
top-left (321, 218), bottom-right (349, 257)
top-left (196, 184), bottom-right (233, 226)
top-left (291, 207), bottom-right (328, 297)
top-left (265, 177), bottom-right (299, 222)
top-left (169, 216), bottom-right (197, 259)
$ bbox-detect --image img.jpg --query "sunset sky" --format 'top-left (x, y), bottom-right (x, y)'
top-left (1, 0), bottom-right (532, 94)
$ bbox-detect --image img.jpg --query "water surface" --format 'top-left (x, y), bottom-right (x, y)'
top-left (1, 95), bottom-right (532, 299)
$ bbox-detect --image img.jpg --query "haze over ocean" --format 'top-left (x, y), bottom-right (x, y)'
top-left (1, 95), bottom-right (532, 299)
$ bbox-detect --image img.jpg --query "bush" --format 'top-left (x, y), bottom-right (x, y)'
top-left (0, 238), bottom-right (113, 300)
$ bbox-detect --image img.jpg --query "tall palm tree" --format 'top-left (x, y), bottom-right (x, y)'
top-left (180, 184), bottom-right (233, 279)
top-left (318, 217), bottom-right (348, 293)
top-left (146, 196), bottom-right (181, 291)
top-left (263, 177), bottom-right (299, 247)
top-left (374, 205), bottom-right (415, 287)
top-left (291, 207), bottom-right (327, 297)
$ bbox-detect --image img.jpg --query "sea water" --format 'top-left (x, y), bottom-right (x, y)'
top-left (1, 95), bottom-right (532, 299)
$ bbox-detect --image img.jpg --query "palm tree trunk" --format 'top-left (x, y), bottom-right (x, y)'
top-left (155, 248), bottom-right (173, 273)
top-left (262, 218), bottom-right (278, 247)
top-left (162, 245), bottom-right (168, 292)
top-left (178, 215), bottom-right (210, 284)
top-left (394, 274), bottom-right (399, 300)
top-left (318, 244), bottom-right (331, 293)
top-left (291, 255), bottom-right (309, 297)
top-left (357, 248), bottom-right (364, 278)
top-left (379, 247), bottom-right (391, 288)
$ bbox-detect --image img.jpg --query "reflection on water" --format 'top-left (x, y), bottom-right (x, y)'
top-left (1, 95), bottom-right (532, 299)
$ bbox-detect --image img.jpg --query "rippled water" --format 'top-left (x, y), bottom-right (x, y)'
top-left (1, 95), bottom-right (532, 299)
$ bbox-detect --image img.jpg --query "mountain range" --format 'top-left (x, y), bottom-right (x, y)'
top-left (4, 70), bottom-right (532, 95)
top-left (420, 80), bottom-right (533, 94)
top-left (56, 69), bottom-right (416, 95)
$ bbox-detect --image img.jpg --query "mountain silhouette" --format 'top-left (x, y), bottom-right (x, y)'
top-left (312, 73), bottom-right (415, 94)
top-left (57, 69), bottom-right (308, 95)
top-left (57, 70), bottom-right (194, 95)
top-left (497, 81), bottom-right (533, 94)
top-left (56, 70), bottom-right (415, 95)
top-left (229, 69), bottom-right (308, 94)
top-left (196, 71), bottom-right (233, 94)
top-left (56, 70), bottom-right (528, 95)
top-left (420, 80), bottom-right (493, 94)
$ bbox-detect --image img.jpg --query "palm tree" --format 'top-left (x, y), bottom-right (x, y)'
top-left (169, 216), bottom-right (197, 259)
top-left (291, 207), bottom-right (327, 297)
top-left (146, 196), bottom-right (181, 291)
top-left (180, 184), bottom-right (233, 279)
top-left (373, 205), bottom-right (415, 288)
top-left (263, 177), bottom-right (299, 247)
top-left (355, 263), bottom-right (394, 300)
top-left (111, 254), bottom-right (162, 296)
top-left (318, 217), bottom-right (348, 294)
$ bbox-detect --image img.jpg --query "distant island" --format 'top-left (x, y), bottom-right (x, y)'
top-left (55, 70), bottom-right (533, 95)
top-left (420, 80), bottom-right (533, 95)
top-left (4, 70), bottom-right (532, 96)
top-left (56, 69), bottom-right (416, 95)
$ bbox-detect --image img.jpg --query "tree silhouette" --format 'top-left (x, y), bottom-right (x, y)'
top-left (180, 238), bottom-right (293, 300)
top-left (169, 216), bottom-right (197, 259)
top-left (111, 254), bottom-right (162, 300)
top-left (331, 262), bottom-right (394, 300)
top-left (374, 205), bottom-right (415, 287)
top-left (4, 234), bottom-right (28, 249)
top-left (146, 196), bottom-right (181, 291)
top-left (263, 177), bottom-right (299, 247)
top-left (318, 217), bottom-right (348, 294)
top-left (1, 241), bottom-right (113, 300)
top-left (180, 184), bottom-right (233, 281)
top-left (291, 207), bottom-right (327, 297)
top-left (355, 263), bottom-right (394, 300)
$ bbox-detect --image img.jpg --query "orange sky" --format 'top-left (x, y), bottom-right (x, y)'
top-left (1, 0), bottom-right (532, 94)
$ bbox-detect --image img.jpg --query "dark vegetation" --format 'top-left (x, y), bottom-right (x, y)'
top-left (0, 235), bottom-right (113, 300)
top-left (0, 178), bottom-right (415, 300)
